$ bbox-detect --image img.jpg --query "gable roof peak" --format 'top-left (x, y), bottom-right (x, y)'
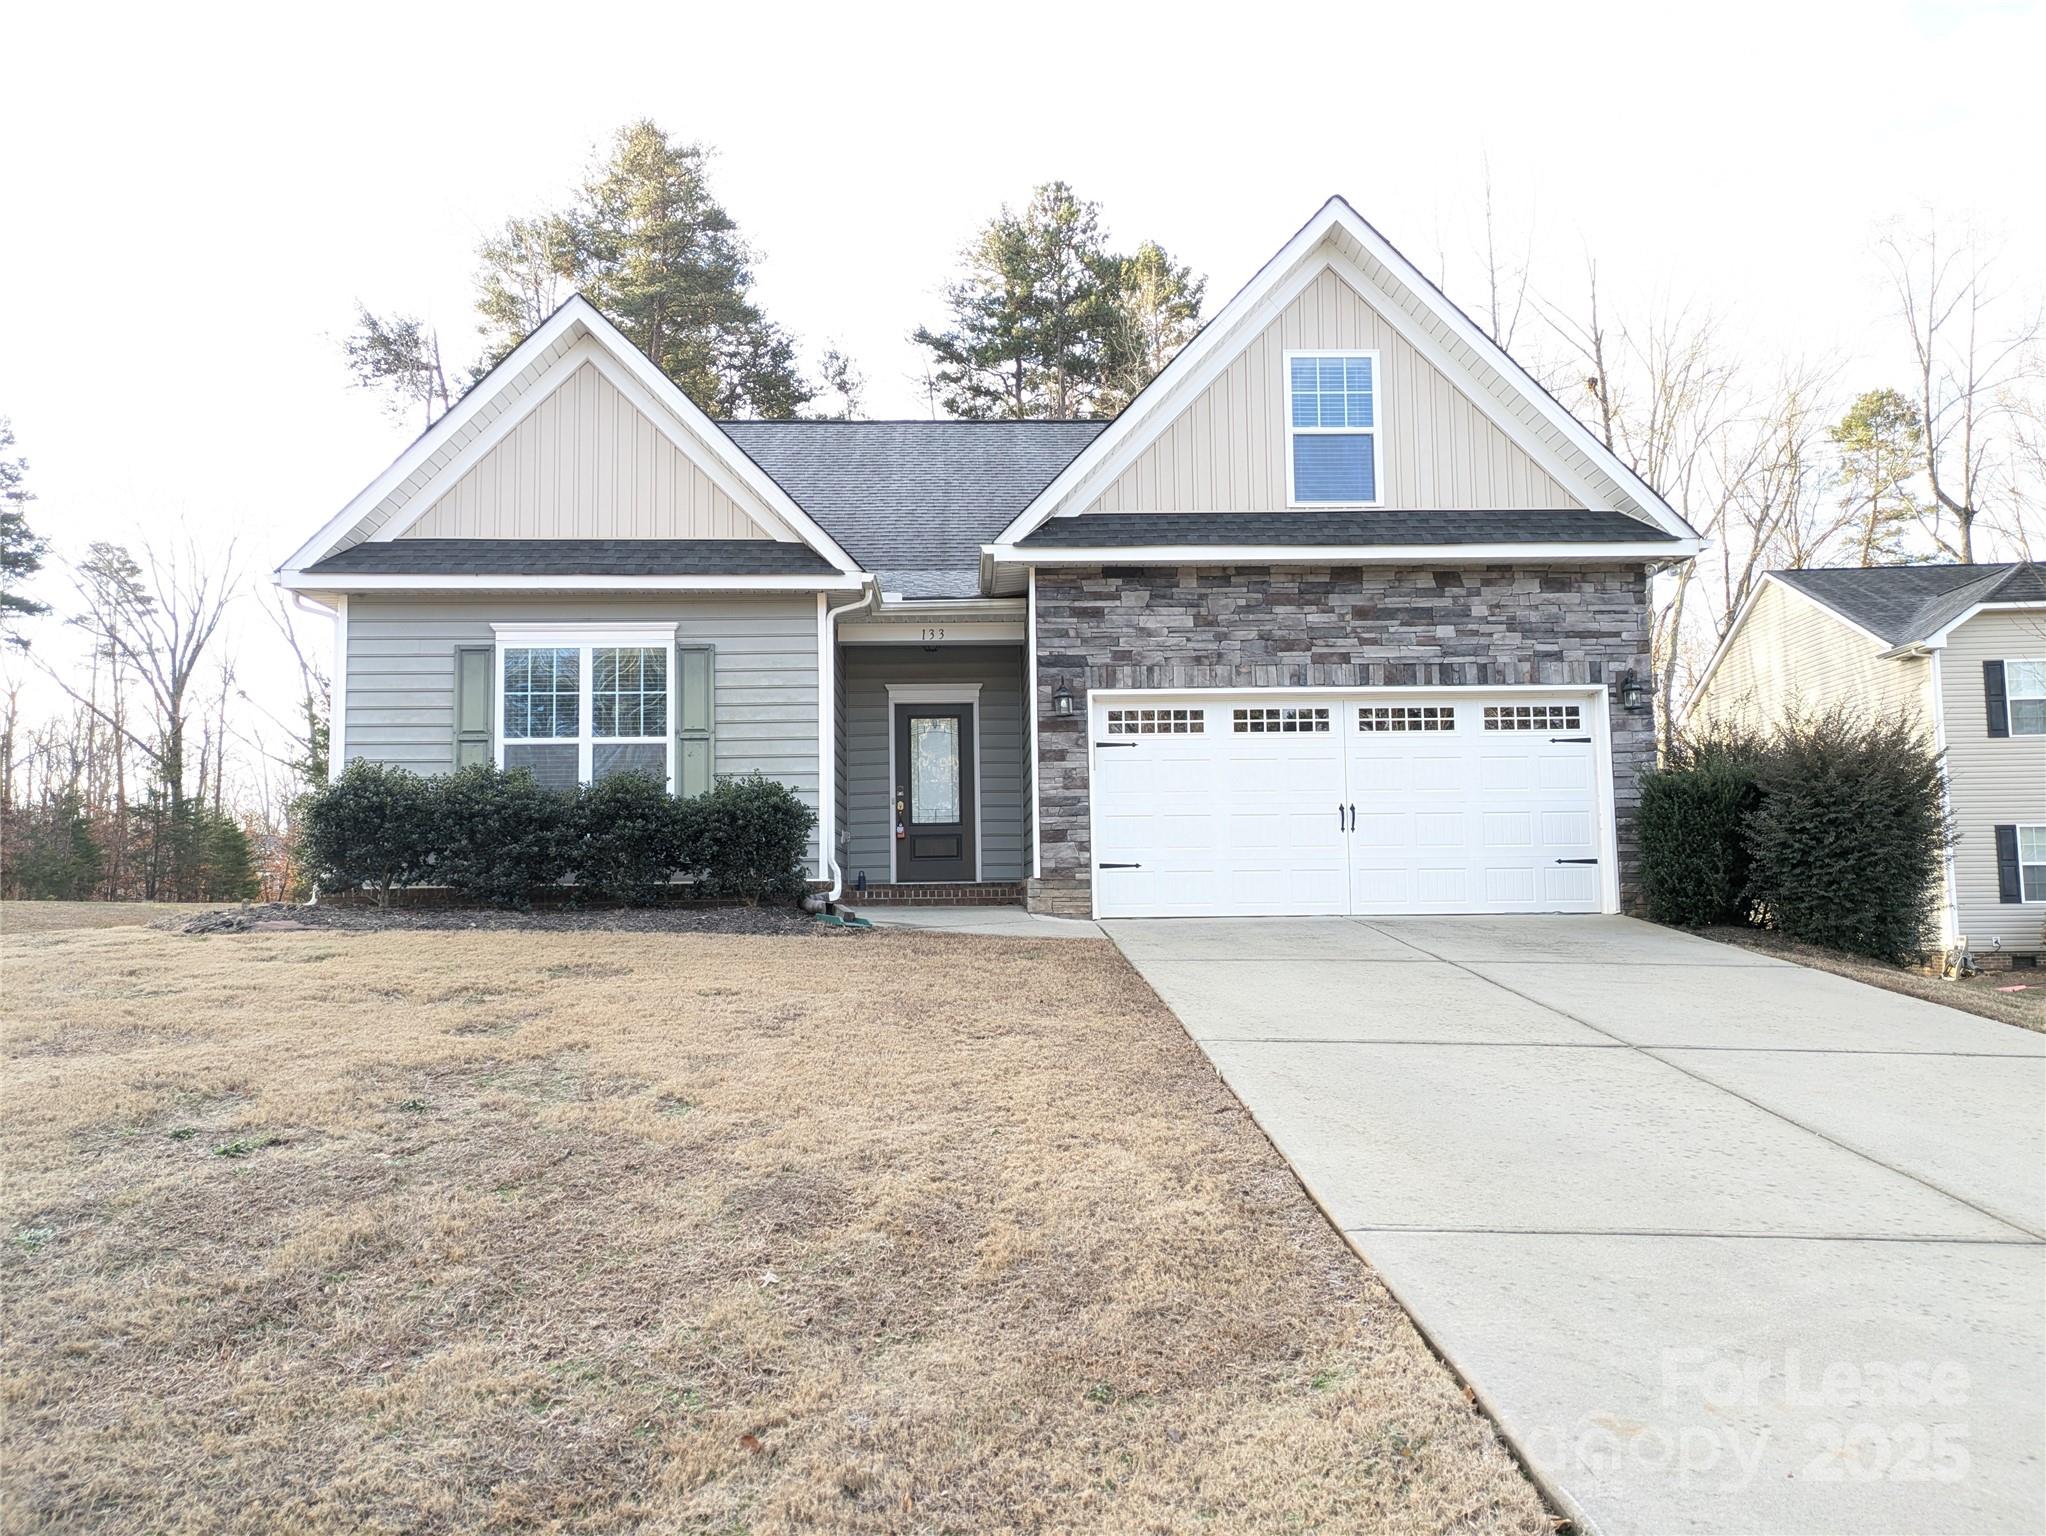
top-left (989, 195), bottom-right (1699, 551)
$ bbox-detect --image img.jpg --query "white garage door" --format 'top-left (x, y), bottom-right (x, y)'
top-left (1091, 693), bottom-right (1606, 918)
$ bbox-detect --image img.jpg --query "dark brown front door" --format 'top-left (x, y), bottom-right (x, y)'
top-left (893, 703), bottom-right (975, 881)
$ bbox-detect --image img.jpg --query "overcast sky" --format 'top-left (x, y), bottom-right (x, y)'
top-left (3, 0), bottom-right (2040, 753)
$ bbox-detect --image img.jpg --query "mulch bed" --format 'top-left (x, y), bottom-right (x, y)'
top-left (160, 902), bottom-right (838, 938)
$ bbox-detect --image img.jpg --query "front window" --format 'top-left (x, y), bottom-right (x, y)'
top-left (2008, 659), bottom-right (2046, 735)
top-left (1288, 351), bottom-right (1378, 505)
top-left (496, 626), bottom-right (676, 790)
top-left (2021, 826), bottom-right (2046, 902)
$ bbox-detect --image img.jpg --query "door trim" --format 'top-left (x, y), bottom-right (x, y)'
top-left (1085, 683), bottom-right (1619, 921)
top-left (885, 685), bottom-right (983, 883)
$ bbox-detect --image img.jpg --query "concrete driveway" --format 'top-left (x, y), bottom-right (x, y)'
top-left (1107, 915), bottom-right (2046, 1536)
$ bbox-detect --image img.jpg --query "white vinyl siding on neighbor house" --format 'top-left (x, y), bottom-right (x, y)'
top-left (840, 645), bottom-right (1027, 884)
top-left (1689, 582), bottom-right (1932, 736)
top-left (1081, 265), bottom-right (1582, 516)
top-left (340, 594), bottom-right (822, 864)
top-left (400, 360), bottom-right (775, 542)
top-left (1940, 610), bottom-right (2046, 951)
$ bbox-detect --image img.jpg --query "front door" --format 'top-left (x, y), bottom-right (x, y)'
top-left (893, 703), bottom-right (976, 881)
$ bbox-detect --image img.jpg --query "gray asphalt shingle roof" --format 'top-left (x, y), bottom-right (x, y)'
top-left (1773, 562), bottom-right (2046, 646)
top-left (306, 539), bottom-right (836, 578)
top-left (1015, 508), bottom-right (1676, 548)
top-left (721, 420), bottom-right (1105, 598)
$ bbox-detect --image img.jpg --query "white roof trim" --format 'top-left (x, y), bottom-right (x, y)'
top-left (993, 196), bottom-right (1695, 547)
top-left (277, 571), bottom-right (868, 594)
top-left (984, 539), bottom-right (1702, 567)
top-left (279, 296), bottom-right (861, 577)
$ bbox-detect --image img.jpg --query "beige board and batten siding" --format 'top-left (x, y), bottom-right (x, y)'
top-left (342, 594), bottom-right (822, 863)
top-left (400, 360), bottom-right (775, 541)
top-left (1690, 582), bottom-right (1931, 735)
top-left (1939, 609), bottom-right (2046, 952)
top-left (1083, 265), bottom-right (1583, 516)
top-left (840, 646), bottom-right (1028, 883)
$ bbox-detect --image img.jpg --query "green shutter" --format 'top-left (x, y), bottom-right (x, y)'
top-left (453, 646), bottom-right (493, 768)
top-left (677, 644), bottom-right (715, 797)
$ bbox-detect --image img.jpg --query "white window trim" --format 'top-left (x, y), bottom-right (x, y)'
top-left (2005, 658), bottom-right (2046, 736)
top-left (884, 684), bottom-right (983, 883)
top-left (490, 622), bottom-right (679, 791)
top-left (1284, 347), bottom-right (1383, 510)
top-left (2018, 824), bottom-right (2046, 904)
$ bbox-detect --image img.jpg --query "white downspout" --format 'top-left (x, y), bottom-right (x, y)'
top-left (818, 581), bottom-right (878, 905)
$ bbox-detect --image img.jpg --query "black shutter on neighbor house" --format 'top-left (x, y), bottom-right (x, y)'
top-left (453, 646), bottom-right (493, 767)
top-left (1994, 825), bottom-right (2023, 903)
top-left (1984, 660), bottom-right (2010, 737)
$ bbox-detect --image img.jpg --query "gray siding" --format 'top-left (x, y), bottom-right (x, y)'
top-left (1939, 610), bottom-right (2046, 952)
top-left (840, 646), bottom-right (1027, 884)
top-left (342, 593), bottom-right (821, 863)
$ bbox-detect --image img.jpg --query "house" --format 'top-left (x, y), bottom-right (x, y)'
top-left (1689, 562), bottom-right (2046, 965)
top-left (277, 197), bottom-right (1701, 920)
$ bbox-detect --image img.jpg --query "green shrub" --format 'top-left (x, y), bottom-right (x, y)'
top-left (432, 763), bottom-right (573, 909)
top-left (296, 762), bottom-right (436, 905)
top-left (570, 772), bottom-right (689, 905)
top-left (686, 775), bottom-right (816, 904)
top-left (1636, 736), bottom-right (1761, 927)
top-left (1742, 708), bottom-right (1950, 962)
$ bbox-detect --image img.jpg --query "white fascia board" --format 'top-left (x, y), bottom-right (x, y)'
top-left (984, 540), bottom-right (1704, 566)
top-left (277, 571), bottom-right (868, 594)
top-left (994, 195), bottom-right (1695, 547)
top-left (279, 296), bottom-right (862, 578)
top-left (875, 595), bottom-right (1025, 616)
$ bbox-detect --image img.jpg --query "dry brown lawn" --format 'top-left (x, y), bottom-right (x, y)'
top-left (0, 920), bottom-right (1549, 1535)
top-left (0, 901), bottom-right (211, 934)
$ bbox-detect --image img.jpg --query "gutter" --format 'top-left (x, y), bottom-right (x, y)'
top-left (818, 579), bottom-right (881, 905)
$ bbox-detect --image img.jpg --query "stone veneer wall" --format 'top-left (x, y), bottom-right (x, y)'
top-left (1028, 563), bottom-right (1655, 916)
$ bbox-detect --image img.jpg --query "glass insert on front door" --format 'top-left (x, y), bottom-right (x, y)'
top-left (909, 716), bottom-right (961, 822)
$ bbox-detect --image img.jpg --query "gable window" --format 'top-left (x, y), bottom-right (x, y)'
top-left (2007, 660), bottom-right (2046, 736)
top-left (494, 624), bottom-right (676, 791)
top-left (1287, 351), bottom-right (1379, 506)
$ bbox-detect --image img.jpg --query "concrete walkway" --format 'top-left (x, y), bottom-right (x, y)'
top-left (1106, 914), bottom-right (2046, 1536)
top-left (855, 905), bottom-right (1104, 939)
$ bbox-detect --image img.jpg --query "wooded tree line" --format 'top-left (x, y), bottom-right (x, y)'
top-left (0, 423), bottom-right (327, 901)
top-left (5, 129), bottom-right (2041, 903)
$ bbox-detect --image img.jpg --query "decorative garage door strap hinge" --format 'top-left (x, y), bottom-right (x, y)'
top-left (1550, 735), bottom-right (1592, 743)
top-left (1095, 741), bottom-right (1139, 748)
top-left (1098, 862), bottom-right (1144, 869)
top-left (1554, 857), bottom-right (1600, 865)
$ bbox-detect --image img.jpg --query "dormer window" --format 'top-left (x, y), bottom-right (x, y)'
top-left (1287, 351), bottom-right (1379, 506)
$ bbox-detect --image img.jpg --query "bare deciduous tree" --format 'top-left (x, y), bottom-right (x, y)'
top-left (1879, 217), bottom-right (2043, 561)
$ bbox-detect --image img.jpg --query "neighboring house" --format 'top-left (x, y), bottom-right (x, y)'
top-left (277, 196), bottom-right (1701, 919)
top-left (1690, 562), bottom-right (2046, 964)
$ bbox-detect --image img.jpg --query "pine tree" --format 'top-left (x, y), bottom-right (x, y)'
top-left (477, 121), bottom-right (813, 417)
top-left (0, 419), bottom-right (50, 648)
top-left (913, 184), bottom-right (1203, 420)
top-left (1830, 389), bottom-right (1925, 566)
top-left (1097, 241), bottom-right (1207, 415)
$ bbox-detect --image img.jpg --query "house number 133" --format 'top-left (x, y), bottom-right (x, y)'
top-left (920, 626), bottom-right (945, 641)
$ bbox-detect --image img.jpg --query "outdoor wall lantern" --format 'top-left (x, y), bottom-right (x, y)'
top-left (1617, 672), bottom-right (1649, 713)
top-left (1051, 680), bottom-right (1074, 717)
